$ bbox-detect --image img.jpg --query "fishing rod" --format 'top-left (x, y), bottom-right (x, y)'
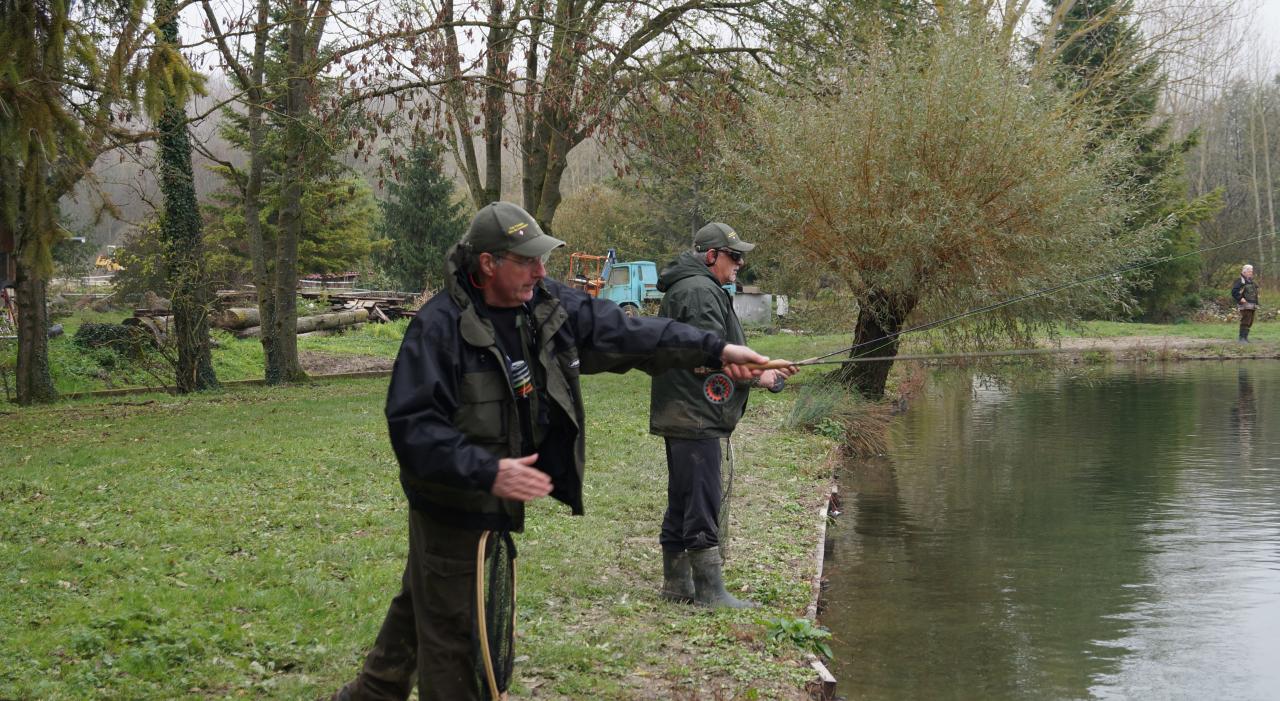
top-left (745, 347), bottom-right (1073, 370)
top-left (786, 227), bottom-right (1280, 367)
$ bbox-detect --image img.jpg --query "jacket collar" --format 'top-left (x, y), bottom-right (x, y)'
top-left (445, 243), bottom-right (561, 349)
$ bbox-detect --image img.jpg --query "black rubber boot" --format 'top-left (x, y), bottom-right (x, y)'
top-left (689, 547), bottom-right (756, 609)
top-left (661, 549), bottom-right (695, 603)
top-left (1240, 330), bottom-right (1250, 343)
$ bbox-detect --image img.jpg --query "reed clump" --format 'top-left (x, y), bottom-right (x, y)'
top-left (784, 383), bottom-right (892, 456)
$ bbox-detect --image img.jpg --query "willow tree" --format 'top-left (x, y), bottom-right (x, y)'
top-left (723, 29), bottom-right (1155, 398)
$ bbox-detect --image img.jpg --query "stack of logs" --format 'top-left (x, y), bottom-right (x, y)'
top-left (128, 290), bottom-right (418, 342)
top-left (212, 306), bottom-right (370, 338)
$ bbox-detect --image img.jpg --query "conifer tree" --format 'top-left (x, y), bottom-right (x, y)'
top-left (1043, 0), bottom-right (1221, 320)
top-left (376, 142), bottom-right (467, 292)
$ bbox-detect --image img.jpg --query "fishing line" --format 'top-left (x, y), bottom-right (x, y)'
top-left (800, 228), bottom-right (1280, 364)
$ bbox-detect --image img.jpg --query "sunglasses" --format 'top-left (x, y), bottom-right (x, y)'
top-left (499, 252), bottom-right (552, 267)
top-left (716, 249), bottom-right (745, 264)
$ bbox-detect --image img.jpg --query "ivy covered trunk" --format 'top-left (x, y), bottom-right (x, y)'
top-left (836, 290), bottom-right (918, 400)
top-left (156, 0), bottom-right (217, 394)
top-left (14, 263), bottom-right (55, 405)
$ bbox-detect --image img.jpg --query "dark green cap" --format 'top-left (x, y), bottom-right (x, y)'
top-left (463, 202), bottom-right (565, 258)
top-left (693, 222), bottom-right (755, 253)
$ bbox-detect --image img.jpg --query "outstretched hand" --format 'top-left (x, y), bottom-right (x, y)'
top-left (491, 454), bottom-right (552, 502)
top-left (720, 343), bottom-right (768, 382)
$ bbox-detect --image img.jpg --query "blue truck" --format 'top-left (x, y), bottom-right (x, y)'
top-left (567, 248), bottom-right (732, 315)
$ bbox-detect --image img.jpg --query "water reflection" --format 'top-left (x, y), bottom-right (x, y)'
top-left (1233, 367), bottom-right (1256, 463)
top-left (822, 362), bottom-right (1280, 700)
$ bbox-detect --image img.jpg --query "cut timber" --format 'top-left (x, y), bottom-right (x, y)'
top-left (235, 308), bottom-right (369, 338)
top-left (211, 307), bottom-right (261, 330)
top-left (123, 315), bottom-right (174, 345)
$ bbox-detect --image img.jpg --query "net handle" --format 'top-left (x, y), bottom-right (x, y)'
top-left (475, 530), bottom-right (502, 701)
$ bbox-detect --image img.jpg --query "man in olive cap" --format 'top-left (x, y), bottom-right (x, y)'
top-left (331, 203), bottom-right (773, 700)
top-left (649, 222), bottom-right (794, 609)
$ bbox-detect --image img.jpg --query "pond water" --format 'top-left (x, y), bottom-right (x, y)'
top-left (821, 361), bottom-right (1280, 700)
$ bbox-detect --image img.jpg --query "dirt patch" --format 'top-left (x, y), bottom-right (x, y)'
top-left (298, 350), bottom-right (393, 375)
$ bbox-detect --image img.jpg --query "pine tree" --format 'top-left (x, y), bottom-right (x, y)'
top-left (203, 22), bottom-right (383, 290)
top-left (376, 142), bottom-right (467, 292)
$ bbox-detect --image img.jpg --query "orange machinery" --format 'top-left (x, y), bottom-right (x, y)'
top-left (566, 251), bottom-right (610, 297)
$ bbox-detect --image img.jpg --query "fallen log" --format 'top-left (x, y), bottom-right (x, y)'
top-left (235, 308), bottom-right (369, 339)
top-left (123, 315), bottom-right (173, 345)
top-left (211, 307), bottom-right (261, 330)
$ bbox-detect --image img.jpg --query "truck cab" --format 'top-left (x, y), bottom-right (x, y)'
top-left (599, 260), bottom-right (661, 315)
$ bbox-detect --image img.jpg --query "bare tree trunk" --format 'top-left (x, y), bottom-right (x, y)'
top-left (482, 0), bottom-right (513, 205)
top-left (1258, 88), bottom-right (1277, 263)
top-left (442, 0), bottom-right (485, 206)
top-left (14, 262), bottom-right (55, 404)
top-left (242, 0), bottom-right (281, 381)
top-left (835, 290), bottom-right (918, 400)
top-left (271, 0), bottom-right (310, 384)
top-left (1249, 88), bottom-right (1267, 266)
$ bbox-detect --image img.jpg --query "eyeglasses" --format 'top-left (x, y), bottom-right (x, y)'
top-left (498, 252), bottom-right (551, 267)
top-left (716, 249), bottom-right (745, 264)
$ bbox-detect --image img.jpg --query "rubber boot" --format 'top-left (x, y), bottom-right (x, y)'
top-left (661, 549), bottom-right (695, 603)
top-left (689, 547), bottom-right (757, 609)
top-left (1240, 329), bottom-right (1250, 343)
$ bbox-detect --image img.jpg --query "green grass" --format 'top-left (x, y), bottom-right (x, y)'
top-left (1065, 319), bottom-right (1277, 342)
top-left (3, 311), bottom-right (408, 398)
top-left (1, 338), bottom-right (836, 700)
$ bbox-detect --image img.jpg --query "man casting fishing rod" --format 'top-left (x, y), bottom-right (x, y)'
top-left (650, 222), bottom-right (796, 609)
top-left (330, 202), bottom-right (774, 701)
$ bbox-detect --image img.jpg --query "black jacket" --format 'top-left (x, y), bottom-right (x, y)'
top-left (385, 245), bottom-right (727, 532)
top-left (648, 251), bottom-right (748, 439)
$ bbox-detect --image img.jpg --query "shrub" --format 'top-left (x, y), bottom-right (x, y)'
top-left (73, 323), bottom-right (150, 358)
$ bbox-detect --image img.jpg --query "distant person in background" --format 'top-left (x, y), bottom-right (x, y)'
top-left (1231, 264), bottom-right (1259, 343)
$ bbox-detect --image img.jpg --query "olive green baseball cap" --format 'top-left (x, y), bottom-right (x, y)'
top-left (463, 202), bottom-right (566, 258)
top-left (693, 222), bottom-right (755, 253)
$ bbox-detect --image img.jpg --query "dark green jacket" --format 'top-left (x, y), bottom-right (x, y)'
top-left (1232, 276), bottom-right (1260, 306)
top-left (649, 251), bottom-right (748, 439)
top-left (385, 245), bottom-right (728, 532)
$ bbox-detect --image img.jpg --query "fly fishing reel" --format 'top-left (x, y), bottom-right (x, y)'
top-left (702, 373), bottom-right (734, 404)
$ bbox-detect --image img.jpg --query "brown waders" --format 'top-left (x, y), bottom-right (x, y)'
top-left (331, 511), bottom-right (512, 701)
top-left (1240, 307), bottom-right (1256, 343)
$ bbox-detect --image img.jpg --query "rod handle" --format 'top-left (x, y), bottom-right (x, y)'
top-left (743, 359), bottom-right (800, 370)
top-left (691, 358), bottom-right (799, 374)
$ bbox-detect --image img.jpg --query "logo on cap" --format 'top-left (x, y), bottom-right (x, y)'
top-left (507, 222), bottom-right (528, 236)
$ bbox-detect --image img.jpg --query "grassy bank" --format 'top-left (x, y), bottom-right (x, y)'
top-left (1067, 319), bottom-right (1277, 343)
top-left (1, 339), bottom-right (837, 700)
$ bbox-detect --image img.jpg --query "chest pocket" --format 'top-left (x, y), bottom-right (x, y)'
top-left (454, 370), bottom-right (509, 444)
